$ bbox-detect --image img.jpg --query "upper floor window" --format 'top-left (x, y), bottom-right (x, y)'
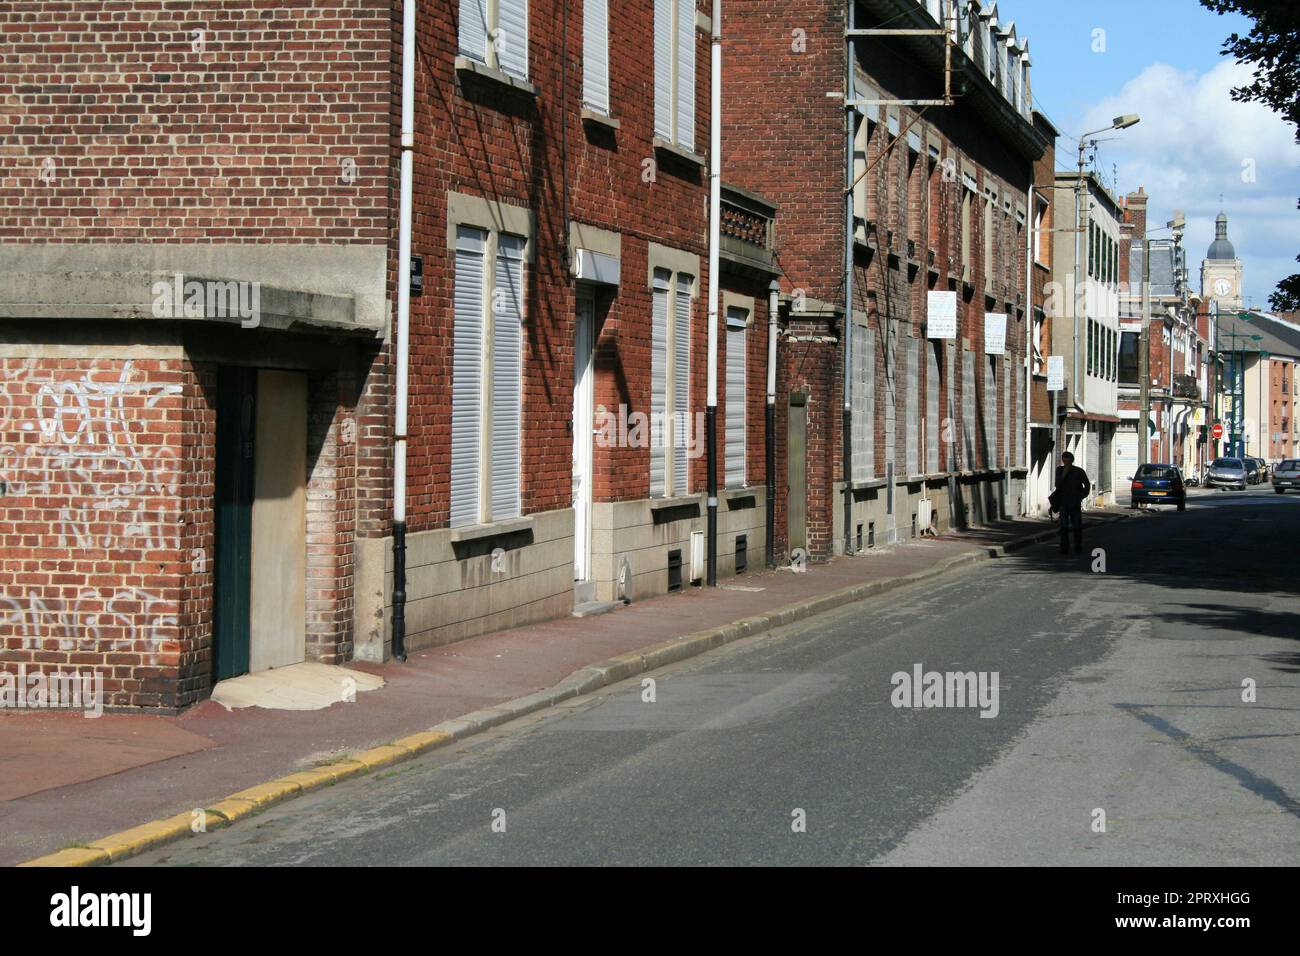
top-left (583, 0), bottom-right (609, 114)
top-left (459, 0), bottom-right (529, 81)
top-left (654, 0), bottom-right (696, 152)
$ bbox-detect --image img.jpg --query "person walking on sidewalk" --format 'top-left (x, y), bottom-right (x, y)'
top-left (1048, 451), bottom-right (1091, 554)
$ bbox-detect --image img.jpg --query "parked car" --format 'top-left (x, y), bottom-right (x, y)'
top-left (1272, 459), bottom-right (1300, 494)
top-left (1243, 458), bottom-right (1262, 484)
top-left (1207, 457), bottom-right (1248, 491)
top-left (1130, 464), bottom-right (1186, 511)
top-left (1249, 457), bottom-right (1268, 481)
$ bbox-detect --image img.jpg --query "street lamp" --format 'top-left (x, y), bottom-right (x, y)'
top-left (1068, 115), bottom-right (1139, 472)
top-left (1137, 211), bottom-right (1185, 465)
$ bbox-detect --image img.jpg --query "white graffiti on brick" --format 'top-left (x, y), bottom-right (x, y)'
top-left (1, 361), bottom-right (183, 650)
top-left (0, 360), bottom-right (182, 552)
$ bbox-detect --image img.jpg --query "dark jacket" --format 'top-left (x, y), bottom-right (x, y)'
top-left (1050, 464), bottom-right (1091, 512)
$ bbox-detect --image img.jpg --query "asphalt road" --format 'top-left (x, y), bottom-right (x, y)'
top-left (128, 489), bottom-right (1300, 866)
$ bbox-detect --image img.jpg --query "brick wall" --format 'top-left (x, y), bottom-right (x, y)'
top-left (0, 0), bottom-right (391, 243)
top-left (0, 355), bottom-right (198, 709)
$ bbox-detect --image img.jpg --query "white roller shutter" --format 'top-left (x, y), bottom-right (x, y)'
top-left (985, 356), bottom-right (997, 467)
top-left (583, 0), bottom-right (609, 114)
top-left (1002, 355), bottom-right (1011, 470)
top-left (725, 308), bottom-right (747, 488)
top-left (962, 350), bottom-right (976, 469)
top-left (1015, 367), bottom-right (1026, 468)
top-left (451, 226), bottom-right (487, 528)
top-left (675, 0), bottom-right (695, 151)
top-left (653, 0), bottom-right (673, 140)
top-left (497, 0), bottom-right (529, 79)
top-left (459, 0), bottom-right (489, 62)
top-left (850, 327), bottom-right (870, 482)
top-left (946, 343), bottom-right (956, 471)
top-left (906, 338), bottom-right (919, 475)
top-left (672, 273), bottom-right (693, 495)
top-left (650, 270), bottom-right (671, 497)
top-left (884, 326), bottom-right (896, 467)
top-left (490, 233), bottom-right (525, 521)
top-left (926, 341), bottom-right (940, 473)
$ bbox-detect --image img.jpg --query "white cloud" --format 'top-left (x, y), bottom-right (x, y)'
top-left (1078, 59), bottom-right (1300, 306)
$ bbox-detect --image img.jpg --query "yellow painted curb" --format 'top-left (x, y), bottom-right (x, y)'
top-left (18, 846), bottom-right (110, 868)
top-left (88, 812), bottom-right (198, 863)
top-left (352, 744), bottom-right (413, 771)
top-left (393, 730), bottom-right (453, 754)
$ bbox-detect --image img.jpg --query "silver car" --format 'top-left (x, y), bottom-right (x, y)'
top-left (1207, 457), bottom-right (1248, 491)
top-left (1273, 458), bottom-right (1300, 494)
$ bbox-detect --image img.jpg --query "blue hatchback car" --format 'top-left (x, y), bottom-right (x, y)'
top-left (1130, 463), bottom-right (1186, 510)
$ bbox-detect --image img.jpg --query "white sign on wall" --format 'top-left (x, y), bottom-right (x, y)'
top-left (984, 312), bottom-right (1007, 355)
top-left (1047, 355), bottom-right (1064, 391)
top-left (926, 291), bottom-right (957, 339)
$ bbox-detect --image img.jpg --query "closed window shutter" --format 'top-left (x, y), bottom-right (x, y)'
top-left (583, 0), bottom-right (609, 114)
top-left (452, 226), bottom-right (488, 528)
top-left (906, 338), bottom-right (919, 475)
top-left (672, 273), bottom-right (693, 495)
top-left (850, 329), bottom-right (868, 482)
top-left (497, 0), bottom-right (529, 79)
top-left (491, 234), bottom-right (525, 521)
top-left (725, 308), bottom-right (747, 487)
top-left (1003, 355), bottom-right (1011, 470)
top-left (883, 327), bottom-right (896, 467)
top-left (675, 0), bottom-right (695, 150)
top-left (653, 0), bottom-right (673, 140)
top-left (926, 341), bottom-right (940, 473)
top-left (1015, 364), bottom-right (1026, 468)
top-left (459, 0), bottom-right (489, 62)
top-left (650, 270), bottom-right (671, 497)
top-left (962, 350), bottom-right (975, 469)
top-left (985, 356), bottom-right (997, 467)
top-left (946, 344), bottom-right (956, 471)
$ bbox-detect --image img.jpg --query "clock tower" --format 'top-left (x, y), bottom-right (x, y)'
top-left (1200, 211), bottom-right (1243, 310)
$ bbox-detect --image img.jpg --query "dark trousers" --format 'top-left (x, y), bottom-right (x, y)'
top-left (1058, 506), bottom-right (1082, 552)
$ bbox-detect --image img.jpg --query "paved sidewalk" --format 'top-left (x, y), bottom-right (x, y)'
top-left (2, 512), bottom-right (1117, 866)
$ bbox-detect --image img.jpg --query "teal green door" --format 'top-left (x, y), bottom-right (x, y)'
top-left (212, 367), bottom-right (256, 683)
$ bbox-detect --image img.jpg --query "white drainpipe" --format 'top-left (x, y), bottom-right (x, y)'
top-left (391, 0), bottom-right (416, 662)
top-left (704, 0), bottom-right (722, 586)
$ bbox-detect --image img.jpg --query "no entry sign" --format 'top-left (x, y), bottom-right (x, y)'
top-left (1211, 422), bottom-right (1224, 440)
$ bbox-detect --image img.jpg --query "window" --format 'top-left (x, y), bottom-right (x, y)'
top-left (724, 307), bottom-right (747, 487)
top-left (583, 0), bottom-right (609, 114)
top-left (459, 0), bottom-right (529, 80)
top-left (650, 269), bottom-right (693, 497)
top-left (1033, 197), bottom-right (1047, 265)
top-left (451, 225), bottom-right (526, 527)
top-left (851, 326), bottom-right (875, 481)
top-left (961, 181), bottom-right (973, 275)
top-left (654, 0), bottom-right (696, 151)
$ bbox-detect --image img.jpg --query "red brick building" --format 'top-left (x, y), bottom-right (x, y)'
top-left (724, 0), bottom-right (1047, 558)
top-left (0, 0), bottom-right (782, 708)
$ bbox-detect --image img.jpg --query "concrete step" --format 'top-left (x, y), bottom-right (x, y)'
top-left (572, 600), bottom-right (622, 619)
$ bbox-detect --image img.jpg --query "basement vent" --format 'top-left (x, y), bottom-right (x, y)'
top-left (911, 512), bottom-right (917, 539)
top-left (855, 522), bottom-right (863, 552)
top-left (735, 534), bottom-right (748, 574)
top-left (690, 530), bottom-right (705, 585)
top-left (868, 521), bottom-right (875, 548)
top-left (667, 549), bottom-right (683, 592)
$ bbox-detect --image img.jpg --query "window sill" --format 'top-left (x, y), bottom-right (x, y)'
top-left (653, 137), bottom-right (705, 167)
top-left (582, 108), bottom-right (620, 131)
top-left (850, 478), bottom-right (889, 491)
top-left (454, 56), bottom-right (538, 97)
top-left (448, 515), bottom-right (534, 542)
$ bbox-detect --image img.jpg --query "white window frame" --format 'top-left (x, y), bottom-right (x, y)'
top-left (451, 224), bottom-right (527, 527)
top-left (459, 0), bottom-right (530, 81)
top-left (654, 0), bottom-right (697, 152)
top-left (724, 306), bottom-right (748, 488)
top-left (650, 269), bottom-right (694, 497)
top-left (583, 0), bottom-right (610, 114)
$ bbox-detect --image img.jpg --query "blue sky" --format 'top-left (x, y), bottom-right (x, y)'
top-left (1004, 0), bottom-right (1299, 307)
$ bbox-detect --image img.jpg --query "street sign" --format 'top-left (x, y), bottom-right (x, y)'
top-left (1211, 422), bottom-right (1224, 440)
top-left (1047, 355), bottom-right (1064, 391)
